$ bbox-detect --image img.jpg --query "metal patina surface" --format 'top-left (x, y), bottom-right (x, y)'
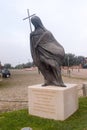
top-left (30, 16), bottom-right (66, 87)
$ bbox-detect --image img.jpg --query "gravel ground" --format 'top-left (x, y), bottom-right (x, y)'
top-left (0, 69), bottom-right (86, 112)
top-left (0, 69), bottom-right (43, 112)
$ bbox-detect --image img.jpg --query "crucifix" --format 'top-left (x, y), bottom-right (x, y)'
top-left (23, 10), bottom-right (40, 74)
top-left (23, 9), bottom-right (35, 33)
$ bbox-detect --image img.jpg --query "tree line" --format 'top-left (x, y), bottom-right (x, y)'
top-left (62, 53), bottom-right (85, 67)
top-left (3, 53), bottom-right (86, 69)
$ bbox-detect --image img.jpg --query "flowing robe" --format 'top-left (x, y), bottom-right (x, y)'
top-left (30, 28), bottom-right (65, 86)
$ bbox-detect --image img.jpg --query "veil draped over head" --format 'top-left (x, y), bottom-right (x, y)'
top-left (31, 16), bottom-right (46, 30)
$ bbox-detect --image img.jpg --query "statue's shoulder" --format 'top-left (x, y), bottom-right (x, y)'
top-left (30, 31), bottom-right (35, 36)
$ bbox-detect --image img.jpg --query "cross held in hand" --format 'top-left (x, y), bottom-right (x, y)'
top-left (23, 9), bottom-right (36, 32)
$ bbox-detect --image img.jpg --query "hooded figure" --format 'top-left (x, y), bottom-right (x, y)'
top-left (30, 16), bottom-right (66, 87)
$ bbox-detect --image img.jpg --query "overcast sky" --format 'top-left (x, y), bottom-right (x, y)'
top-left (0, 0), bottom-right (87, 66)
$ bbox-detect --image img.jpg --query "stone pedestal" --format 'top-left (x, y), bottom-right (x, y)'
top-left (28, 84), bottom-right (78, 121)
top-left (83, 83), bottom-right (87, 96)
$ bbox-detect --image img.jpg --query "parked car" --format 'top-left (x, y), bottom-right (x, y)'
top-left (2, 68), bottom-right (11, 78)
top-left (83, 64), bottom-right (87, 69)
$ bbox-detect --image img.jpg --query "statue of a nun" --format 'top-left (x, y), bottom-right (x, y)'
top-left (30, 16), bottom-right (66, 87)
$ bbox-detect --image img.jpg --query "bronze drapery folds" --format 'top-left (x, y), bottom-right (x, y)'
top-left (30, 16), bottom-right (66, 87)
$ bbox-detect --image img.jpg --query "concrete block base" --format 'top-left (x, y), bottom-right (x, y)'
top-left (83, 83), bottom-right (87, 96)
top-left (28, 84), bottom-right (78, 121)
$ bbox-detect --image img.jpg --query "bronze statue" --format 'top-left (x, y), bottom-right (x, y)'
top-left (30, 16), bottom-right (66, 87)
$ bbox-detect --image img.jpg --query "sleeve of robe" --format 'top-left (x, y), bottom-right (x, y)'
top-left (35, 31), bottom-right (65, 64)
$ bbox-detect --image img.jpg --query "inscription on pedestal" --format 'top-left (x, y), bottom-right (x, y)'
top-left (31, 89), bottom-right (57, 115)
top-left (28, 84), bottom-right (78, 120)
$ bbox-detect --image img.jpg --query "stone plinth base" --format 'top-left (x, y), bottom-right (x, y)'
top-left (28, 84), bottom-right (78, 121)
top-left (83, 83), bottom-right (87, 96)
